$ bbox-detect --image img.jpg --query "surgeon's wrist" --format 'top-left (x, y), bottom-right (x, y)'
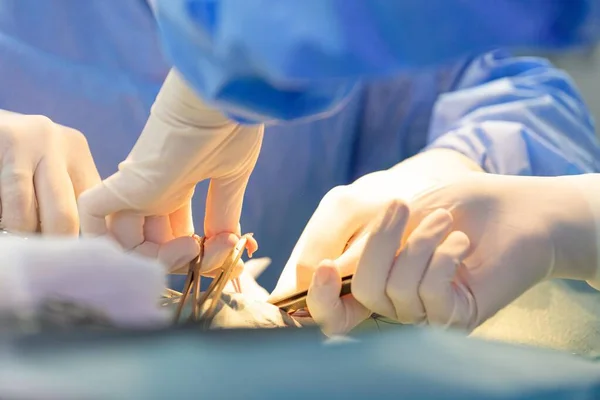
top-left (544, 175), bottom-right (600, 287)
top-left (423, 148), bottom-right (484, 174)
top-left (154, 69), bottom-right (235, 129)
top-left (391, 148), bottom-right (484, 181)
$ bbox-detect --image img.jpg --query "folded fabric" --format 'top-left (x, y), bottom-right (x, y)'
top-left (0, 235), bottom-right (169, 329)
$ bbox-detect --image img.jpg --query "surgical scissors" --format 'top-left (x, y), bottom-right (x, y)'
top-left (173, 234), bottom-right (250, 328)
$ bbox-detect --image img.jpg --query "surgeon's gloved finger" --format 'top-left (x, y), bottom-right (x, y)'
top-left (199, 232), bottom-right (240, 274)
top-left (133, 236), bottom-right (200, 273)
top-left (205, 175), bottom-right (246, 237)
top-left (269, 196), bottom-right (359, 303)
top-left (159, 236), bottom-right (201, 273)
top-left (108, 211), bottom-right (145, 250)
top-left (133, 241), bottom-right (160, 260)
top-left (196, 233), bottom-right (256, 278)
top-left (386, 209), bottom-right (454, 324)
top-left (205, 165), bottom-right (255, 238)
top-left (78, 179), bottom-right (126, 236)
top-left (292, 228), bottom-right (369, 294)
top-left (68, 145), bottom-right (102, 199)
top-left (78, 168), bottom-right (152, 238)
top-left (291, 187), bottom-right (378, 292)
top-left (0, 161), bottom-right (37, 233)
top-left (33, 158), bottom-right (79, 236)
top-left (324, 234), bottom-right (369, 281)
top-left (203, 123), bottom-right (262, 237)
top-left (351, 201), bottom-right (409, 319)
top-left (307, 261), bottom-right (370, 337)
top-left (144, 215), bottom-right (175, 244)
top-left (226, 234), bottom-right (259, 278)
top-left (419, 230), bottom-right (472, 329)
top-left (169, 201), bottom-right (195, 238)
top-left (245, 234), bottom-right (258, 257)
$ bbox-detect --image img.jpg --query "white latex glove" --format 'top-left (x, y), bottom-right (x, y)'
top-left (0, 236), bottom-right (169, 328)
top-left (78, 69), bottom-right (261, 274)
top-left (306, 173), bottom-right (600, 337)
top-left (0, 110), bottom-right (100, 235)
top-left (558, 173), bottom-right (600, 290)
top-left (269, 149), bottom-right (482, 304)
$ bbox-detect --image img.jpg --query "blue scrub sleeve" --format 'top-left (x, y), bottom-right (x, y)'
top-left (425, 51), bottom-right (600, 176)
top-left (152, 0), bottom-right (600, 122)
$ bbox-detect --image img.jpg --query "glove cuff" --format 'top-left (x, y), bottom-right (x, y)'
top-left (559, 174), bottom-right (600, 290)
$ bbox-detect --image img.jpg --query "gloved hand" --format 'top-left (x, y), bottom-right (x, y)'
top-left (0, 110), bottom-right (101, 235)
top-left (0, 236), bottom-right (169, 328)
top-left (78, 68), bottom-right (261, 274)
top-left (269, 149), bottom-right (482, 304)
top-left (306, 172), bottom-right (600, 337)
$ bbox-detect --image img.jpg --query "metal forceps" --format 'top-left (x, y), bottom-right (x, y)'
top-left (173, 235), bottom-right (250, 328)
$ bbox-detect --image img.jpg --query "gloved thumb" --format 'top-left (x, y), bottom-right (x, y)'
top-left (78, 179), bottom-right (127, 237)
top-left (306, 260), bottom-right (370, 337)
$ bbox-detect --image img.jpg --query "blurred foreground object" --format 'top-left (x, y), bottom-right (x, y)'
top-left (153, 0), bottom-right (600, 122)
top-left (1, 326), bottom-right (600, 399)
top-left (0, 235), bottom-right (169, 331)
top-left (0, 231), bottom-right (300, 333)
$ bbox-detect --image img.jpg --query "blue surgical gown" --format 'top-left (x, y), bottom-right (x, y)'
top-left (0, 0), bottom-right (599, 294)
top-left (153, 0), bottom-right (600, 122)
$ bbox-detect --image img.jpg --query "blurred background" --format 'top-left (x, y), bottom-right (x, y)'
top-left (544, 46), bottom-right (600, 140)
